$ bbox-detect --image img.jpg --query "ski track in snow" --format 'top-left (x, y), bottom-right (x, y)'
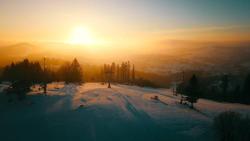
top-left (0, 82), bottom-right (250, 141)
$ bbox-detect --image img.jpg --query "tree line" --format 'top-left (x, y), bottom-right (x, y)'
top-left (176, 73), bottom-right (250, 108)
top-left (0, 59), bottom-right (141, 99)
top-left (0, 59), bottom-right (140, 87)
top-left (0, 58), bottom-right (83, 100)
top-left (2, 58), bottom-right (249, 105)
top-left (101, 61), bottom-right (135, 84)
top-left (203, 73), bottom-right (250, 104)
top-left (1, 58), bottom-right (83, 83)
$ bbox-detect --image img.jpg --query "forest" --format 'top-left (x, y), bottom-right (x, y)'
top-left (0, 58), bottom-right (249, 105)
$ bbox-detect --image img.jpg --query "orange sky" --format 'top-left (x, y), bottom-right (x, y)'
top-left (1, 0), bottom-right (250, 50)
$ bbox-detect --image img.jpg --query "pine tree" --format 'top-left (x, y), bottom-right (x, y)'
top-left (2, 59), bottom-right (44, 99)
top-left (131, 64), bottom-right (135, 84)
top-left (127, 61), bottom-right (130, 83)
top-left (100, 67), bottom-right (105, 83)
top-left (111, 62), bottom-right (116, 82)
top-left (70, 58), bottom-right (83, 83)
top-left (116, 64), bottom-right (120, 82)
top-left (243, 74), bottom-right (250, 103)
top-left (186, 74), bottom-right (200, 108)
top-left (121, 62), bottom-right (125, 83)
top-left (104, 64), bottom-right (113, 88)
top-left (103, 64), bottom-right (107, 83)
top-left (221, 74), bottom-right (229, 95)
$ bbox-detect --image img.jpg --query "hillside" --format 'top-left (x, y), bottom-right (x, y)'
top-left (1, 83), bottom-right (250, 141)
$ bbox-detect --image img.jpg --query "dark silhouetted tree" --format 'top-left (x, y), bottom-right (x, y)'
top-left (104, 64), bottom-right (114, 88)
top-left (127, 61), bottom-right (130, 83)
top-left (116, 64), bottom-right (120, 82)
top-left (186, 74), bottom-right (200, 108)
top-left (2, 59), bottom-right (44, 99)
top-left (242, 74), bottom-right (250, 103)
top-left (57, 58), bottom-right (83, 83)
top-left (102, 61), bottom-right (135, 85)
top-left (111, 62), bottom-right (116, 82)
top-left (131, 64), bottom-right (135, 84)
top-left (221, 74), bottom-right (229, 95)
top-left (70, 58), bottom-right (83, 83)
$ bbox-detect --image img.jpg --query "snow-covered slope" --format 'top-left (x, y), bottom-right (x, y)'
top-left (0, 83), bottom-right (250, 141)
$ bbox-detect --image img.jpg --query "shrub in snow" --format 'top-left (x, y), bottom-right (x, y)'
top-left (213, 111), bottom-right (250, 141)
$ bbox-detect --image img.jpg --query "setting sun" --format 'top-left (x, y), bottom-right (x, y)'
top-left (1, 1), bottom-right (250, 141)
top-left (68, 27), bottom-right (95, 45)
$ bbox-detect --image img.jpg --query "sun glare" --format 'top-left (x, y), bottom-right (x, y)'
top-left (68, 26), bottom-right (95, 45)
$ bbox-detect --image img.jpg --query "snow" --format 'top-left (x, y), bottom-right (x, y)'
top-left (0, 82), bottom-right (250, 141)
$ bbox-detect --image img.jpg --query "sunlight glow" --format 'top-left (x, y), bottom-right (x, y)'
top-left (68, 27), bottom-right (95, 45)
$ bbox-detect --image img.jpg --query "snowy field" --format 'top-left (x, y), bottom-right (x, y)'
top-left (0, 82), bottom-right (250, 141)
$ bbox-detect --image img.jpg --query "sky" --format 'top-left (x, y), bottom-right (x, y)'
top-left (1, 0), bottom-right (250, 48)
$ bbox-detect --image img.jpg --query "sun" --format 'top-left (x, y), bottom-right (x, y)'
top-left (68, 26), bottom-right (95, 45)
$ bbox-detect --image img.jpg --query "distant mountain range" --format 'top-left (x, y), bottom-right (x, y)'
top-left (1, 42), bottom-right (250, 75)
top-left (0, 43), bottom-right (89, 66)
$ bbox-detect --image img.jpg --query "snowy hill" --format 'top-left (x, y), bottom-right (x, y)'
top-left (0, 83), bottom-right (250, 141)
